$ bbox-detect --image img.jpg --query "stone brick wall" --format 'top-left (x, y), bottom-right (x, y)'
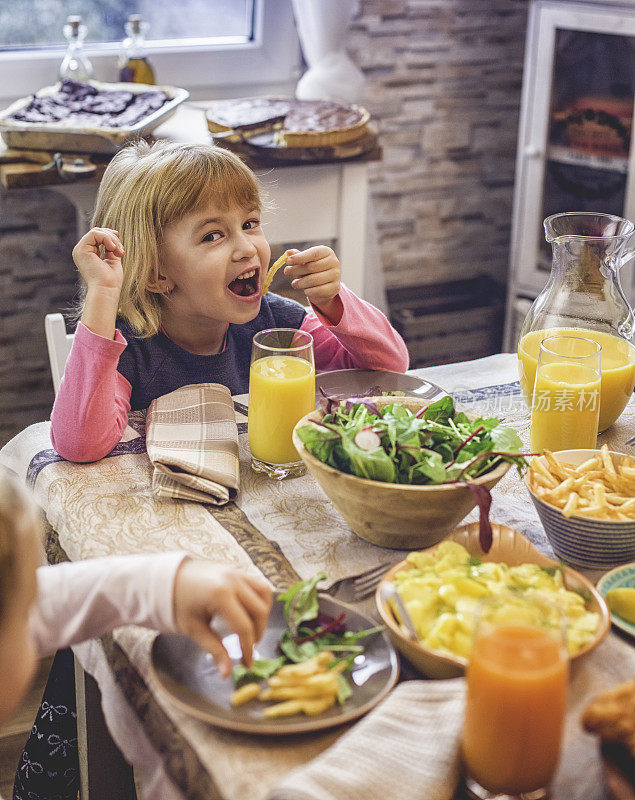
top-left (0, 189), bottom-right (78, 446)
top-left (0, 0), bottom-right (528, 446)
top-left (350, 0), bottom-right (528, 291)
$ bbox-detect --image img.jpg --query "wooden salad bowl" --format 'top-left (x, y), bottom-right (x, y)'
top-left (375, 522), bottom-right (611, 678)
top-left (292, 396), bottom-right (510, 549)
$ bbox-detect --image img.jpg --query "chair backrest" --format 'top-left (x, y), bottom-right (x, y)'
top-left (45, 313), bottom-right (75, 394)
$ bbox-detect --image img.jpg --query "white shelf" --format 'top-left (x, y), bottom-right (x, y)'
top-left (547, 144), bottom-right (629, 174)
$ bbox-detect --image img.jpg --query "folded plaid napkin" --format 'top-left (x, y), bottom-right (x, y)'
top-left (145, 383), bottom-right (239, 505)
top-left (268, 679), bottom-right (466, 800)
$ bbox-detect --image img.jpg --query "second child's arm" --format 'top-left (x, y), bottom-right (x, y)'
top-left (30, 555), bottom-right (272, 677)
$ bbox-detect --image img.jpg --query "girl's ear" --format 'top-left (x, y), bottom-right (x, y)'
top-left (147, 273), bottom-right (175, 295)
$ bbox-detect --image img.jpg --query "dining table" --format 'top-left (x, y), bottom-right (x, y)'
top-left (1, 352), bottom-right (634, 800)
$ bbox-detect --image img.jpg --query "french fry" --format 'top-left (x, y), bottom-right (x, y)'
top-left (544, 451), bottom-right (570, 481)
top-left (531, 457), bottom-right (559, 487)
top-left (575, 457), bottom-right (602, 474)
top-left (259, 685), bottom-right (337, 701)
top-left (230, 683), bottom-right (262, 706)
top-left (600, 444), bottom-right (618, 479)
top-left (301, 696), bottom-right (336, 715)
top-left (260, 250), bottom-right (291, 295)
top-left (262, 700), bottom-right (306, 718)
top-left (562, 492), bottom-right (579, 517)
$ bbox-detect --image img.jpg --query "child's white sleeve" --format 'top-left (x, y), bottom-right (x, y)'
top-left (29, 552), bottom-right (188, 657)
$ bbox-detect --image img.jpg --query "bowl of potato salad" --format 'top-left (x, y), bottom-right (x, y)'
top-left (375, 521), bottom-right (609, 678)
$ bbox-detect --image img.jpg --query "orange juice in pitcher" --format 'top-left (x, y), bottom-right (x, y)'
top-left (517, 213), bottom-right (635, 431)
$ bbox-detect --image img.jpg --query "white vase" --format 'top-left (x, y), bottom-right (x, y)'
top-left (291, 0), bottom-right (365, 104)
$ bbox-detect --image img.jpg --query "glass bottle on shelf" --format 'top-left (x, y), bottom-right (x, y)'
top-left (517, 212), bottom-right (635, 431)
top-left (118, 14), bottom-right (155, 85)
top-left (59, 15), bottom-right (93, 82)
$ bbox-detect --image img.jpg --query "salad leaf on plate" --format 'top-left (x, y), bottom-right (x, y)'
top-left (232, 573), bottom-right (383, 705)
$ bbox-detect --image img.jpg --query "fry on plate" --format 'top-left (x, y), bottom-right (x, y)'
top-left (528, 445), bottom-right (635, 520)
top-left (230, 649), bottom-right (342, 719)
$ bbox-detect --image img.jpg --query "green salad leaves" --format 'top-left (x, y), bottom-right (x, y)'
top-left (296, 396), bottom-right (529, 552)
top-left (232, 572), bottom-right (383, 705)
top-left (296, 395), bottom-right (527, 486)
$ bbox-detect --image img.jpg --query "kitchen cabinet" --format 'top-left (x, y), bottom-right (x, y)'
top-left (504, 0), bottom-right (635, 350)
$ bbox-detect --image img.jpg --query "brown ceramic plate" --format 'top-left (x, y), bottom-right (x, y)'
top-left (375, 522), bottom-right (611, 679)
top-left (150, 594), bottom-right (399, 735)
top-left (316, 369), bottom-right (445, 403)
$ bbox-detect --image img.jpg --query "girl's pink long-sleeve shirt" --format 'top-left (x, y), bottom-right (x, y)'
top-left (50, 286), bottom-right (409, 462)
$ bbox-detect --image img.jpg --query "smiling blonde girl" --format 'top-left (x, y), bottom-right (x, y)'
top-left (50, 140), bottom-right (408, 462)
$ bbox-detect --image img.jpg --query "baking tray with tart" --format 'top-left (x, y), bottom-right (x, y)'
top-left (206, 96), bottom-right (378, 164)
top-left (0, 79), bottom-right (189, 154)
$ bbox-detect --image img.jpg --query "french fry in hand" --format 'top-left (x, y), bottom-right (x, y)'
top-left (261, 250), bottom-right (291, 295)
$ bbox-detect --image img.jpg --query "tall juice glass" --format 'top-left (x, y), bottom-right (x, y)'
top-left (518, 328), bottom-right (635, 432)
top-left (248, 328), bottom-right (315, 479)
top-left (462, 594), bottom-right (569, 799)
top-left (529, 335), bottom-right (601, 453)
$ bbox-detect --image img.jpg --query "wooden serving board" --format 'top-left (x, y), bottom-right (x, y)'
top-left (211, 126), bottom-right (381, 166)
top-left (0, 142), bottom-right (108, 188)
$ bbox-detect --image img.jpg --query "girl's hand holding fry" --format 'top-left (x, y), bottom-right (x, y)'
top-left (284, 246), bottom-right (343, 322)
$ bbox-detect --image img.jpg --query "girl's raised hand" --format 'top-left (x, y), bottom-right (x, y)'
top-left (173, 560), bottom-right (272, 678)
top-left (72, 227), bottom-right (125, 293)
top-left (284, 246), bottom-right (342, 319)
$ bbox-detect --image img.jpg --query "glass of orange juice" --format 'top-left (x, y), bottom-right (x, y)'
top-left (462, 593), bottom-right (569, 799)
top-left (248, 328), bottom-right (315, 479)
top-left (529, 335), bottom-right (601, 453)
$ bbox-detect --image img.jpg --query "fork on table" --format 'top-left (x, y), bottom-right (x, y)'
top-left (322, 562), bottom-right (393, 602)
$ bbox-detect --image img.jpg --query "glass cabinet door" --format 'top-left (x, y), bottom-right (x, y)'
top-left (508, 1), bottom-right (635, 301)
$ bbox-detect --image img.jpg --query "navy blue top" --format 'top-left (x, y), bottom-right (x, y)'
top-left (117, 293), bottom-right (306, 410)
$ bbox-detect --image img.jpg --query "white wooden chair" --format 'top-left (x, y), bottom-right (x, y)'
top-left (44, 313), bottom-right (74, 394)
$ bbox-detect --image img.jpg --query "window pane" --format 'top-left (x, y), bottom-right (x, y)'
top-left (0, 0), bottom-right (253, 49)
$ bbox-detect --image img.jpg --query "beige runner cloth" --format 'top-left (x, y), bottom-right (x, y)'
top-left (268, 680), bottom-right (466, 800)
top-left (145, 383), bottom-right (239, 505)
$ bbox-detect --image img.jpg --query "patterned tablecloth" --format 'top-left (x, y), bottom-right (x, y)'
top-left (1, 354), bottom-right (634, 800)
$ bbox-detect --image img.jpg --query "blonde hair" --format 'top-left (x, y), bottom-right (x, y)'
top-left (82, 140), bottom-right (264, 337)
top-left (0, 470), bottom-right (40, 622)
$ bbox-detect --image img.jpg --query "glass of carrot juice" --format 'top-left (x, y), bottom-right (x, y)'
top-left (248, 328), bottom-right (315, 479)
top-left (461, 594), bottom-right (569, 799)
top-left (529, 335), bottom-right (601, 453)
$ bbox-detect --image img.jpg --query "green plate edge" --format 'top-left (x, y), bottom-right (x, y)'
top-left (596, 562), bottom-right (635, 639)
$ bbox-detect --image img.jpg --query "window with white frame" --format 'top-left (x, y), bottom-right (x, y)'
top-left (0, 0), bottom-right (299, 103)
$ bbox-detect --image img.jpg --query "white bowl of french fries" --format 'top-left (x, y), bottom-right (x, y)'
top-left (526, 445), bottom-right (635, 570)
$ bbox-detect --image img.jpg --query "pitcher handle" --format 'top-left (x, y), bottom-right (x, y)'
top-left (620, 248), bottom-right (635, 269)
top-left (614, 248), bottom-right (635, 339)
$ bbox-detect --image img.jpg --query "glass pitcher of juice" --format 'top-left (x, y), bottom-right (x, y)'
top-left (518, 212), bottom-right (635, 430)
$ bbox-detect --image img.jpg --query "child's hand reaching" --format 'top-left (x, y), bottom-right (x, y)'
top-left (173, 560), bottom-right (272, 678)
top-left (73, 227), bottom-right (125, 339)
top-left (284, 246), bottom-right (343, 323)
